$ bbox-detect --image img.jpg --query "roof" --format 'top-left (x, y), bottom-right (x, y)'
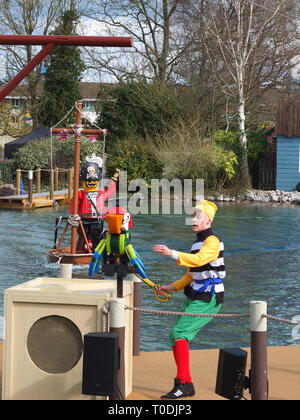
top-left (275, 99), bottom-right (300, 137)
top-left (4, 125), bottom-right (50, 159)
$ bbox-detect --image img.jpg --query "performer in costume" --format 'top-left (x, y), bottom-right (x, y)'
top-left (70, 154), bottom-right (119, 250)
top-left (152, 200), bottom-right (225, 399)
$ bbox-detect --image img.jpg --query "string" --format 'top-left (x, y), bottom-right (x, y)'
top-left (46, 102), bottom-right (108, 189)
top-left (74, 103), bottom-right (107, 189)
top-left (49, 104), bottom-right (76, 172)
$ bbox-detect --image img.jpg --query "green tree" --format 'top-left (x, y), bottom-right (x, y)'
top-left (42, 7), bottom-right (85, 127)
top-left (98, 81), bottom-right (183, 148)
top-left (106, 136), bottom-right (163, 183)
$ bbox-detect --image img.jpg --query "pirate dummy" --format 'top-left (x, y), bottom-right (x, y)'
top-left (70, 154), bottom-right (120, 250)
top-left (89, 206), bottom-right (172, 302)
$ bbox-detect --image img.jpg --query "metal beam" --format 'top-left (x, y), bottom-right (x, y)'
top-left (0, 43), bottom-right (55, 102)
top-left (0, 35), bottom-right (133, 101)
top-left (0, 35), bottom-right (133, 47)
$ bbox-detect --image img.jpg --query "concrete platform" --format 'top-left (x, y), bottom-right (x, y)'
top-left (0, 341), bottom-right (299, 400)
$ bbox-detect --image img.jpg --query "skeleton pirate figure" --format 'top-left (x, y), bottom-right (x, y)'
top-left (70, 154), bottom-right (120, 250)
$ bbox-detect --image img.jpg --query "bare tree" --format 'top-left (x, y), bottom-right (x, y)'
top-left (0, 101), bottom-right (30, 137)
top-left (0, 0), bottom-right (75, 126)
top-left (82, 0), bottom-right (189, 82)
top-left (179, 0), bottom-right (300, 186)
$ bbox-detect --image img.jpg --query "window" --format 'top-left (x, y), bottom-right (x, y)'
top-left (82, 101), bottom-right (96, 111)
top-left (82, 100), bottom-right (90, 109)
top-left (11, 98), bottom-right (20, 108)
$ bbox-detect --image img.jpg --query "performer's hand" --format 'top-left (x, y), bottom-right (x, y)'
top-left (152, 244), bottom-right (172, 257)
top-left (156, 284), bottom-right (176, 296)
top-left (111, 168), bottom-right (120, 182)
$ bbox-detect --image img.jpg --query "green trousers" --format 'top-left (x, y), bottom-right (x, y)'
top-left (169, 295), bottom-right (222, 346)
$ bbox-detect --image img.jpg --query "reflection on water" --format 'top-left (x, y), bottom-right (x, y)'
top-left (0, 202), bottom-right (300, 351)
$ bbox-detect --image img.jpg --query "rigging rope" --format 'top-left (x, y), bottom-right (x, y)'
top-left (74, 102), bottom-right (107, 189)
top-left (50, 104), bottom-right (76, 172)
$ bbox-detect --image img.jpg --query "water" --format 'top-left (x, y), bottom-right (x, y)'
top-left (0, 202), bottom-right (300, 352)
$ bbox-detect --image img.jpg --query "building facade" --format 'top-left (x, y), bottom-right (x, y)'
top-left (275, 99), bottom-right (300, 191)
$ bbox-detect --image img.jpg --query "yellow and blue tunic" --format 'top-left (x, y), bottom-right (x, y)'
top-left (169, 228), bottom-right (225, 344)
top-left (172, 228), bottom-right (225, 304)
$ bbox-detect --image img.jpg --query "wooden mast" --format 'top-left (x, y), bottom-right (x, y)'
top-left (71, 101), bottom-right (82, 254)
top-left (48, 103), bottom-right (106, 263)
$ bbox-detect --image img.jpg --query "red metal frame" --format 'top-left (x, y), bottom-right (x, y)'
top-left (0, 35), bottom-right (133, 101)
top-left (0, 34), bottom-right (133, 257)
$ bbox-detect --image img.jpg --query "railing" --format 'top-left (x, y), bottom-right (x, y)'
top-left (15, 167), bottom-right (74, 203)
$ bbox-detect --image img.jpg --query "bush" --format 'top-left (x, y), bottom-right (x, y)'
top-left (212, 130), bottom-right (242, 157)
top-left (212, 128), bottom-right (273, 175)
top-left (0, 160), bottom-right (15, 183)
top-left (246, 128), bottom-right (273, 161)
top-left (155, 127), bottom-right (238, 189)
top-left (12, 136), bottom-right (103, 170)
top-left (106, 136), bottom-right (163, 183)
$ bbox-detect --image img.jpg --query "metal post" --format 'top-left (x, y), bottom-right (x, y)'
top-left (117, 275), bottom-right (124, 298)
top-left (133, 277), bottom-right (142, 356)
top-left (110, 298), bottom-right (126, 401)
top-left (250, 301), bottom-right (268, 400)
top-left (28, 170), bottom-right (33, 206)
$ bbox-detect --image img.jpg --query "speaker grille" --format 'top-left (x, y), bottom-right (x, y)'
top-left (27, 315), bottom-right (83, 374)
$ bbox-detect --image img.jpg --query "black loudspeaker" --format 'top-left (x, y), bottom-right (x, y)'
top-left (82, 332), bottom-right (119, 397)
top-left (215, 347), bottom-right (248, 400)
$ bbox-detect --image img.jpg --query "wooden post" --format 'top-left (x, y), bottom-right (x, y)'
top-left (133, 277), bottom-right (142, 356)
top-left (110, 298), bottom-right (126, 400)
top-left (16, 169), bottom-right (21, 195)
top-left (50, 104), bottom-right (105, 256)
top-left (36, 168), bottom-right (41, 193)
top-left (54, 167), bottom-right (59, 191)
top-left (68, 167), bottom-right (73, 201)
top-left (28, 170), bottom-right (33, 206)
top-left (49, 169), bottom-right (54, 200)
top-left (250, 301), bottom-right (268, 400)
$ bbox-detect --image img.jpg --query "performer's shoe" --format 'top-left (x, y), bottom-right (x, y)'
top-left (161, 381), bottom-right (195, 399)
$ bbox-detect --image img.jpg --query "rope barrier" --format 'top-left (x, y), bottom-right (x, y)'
top-left (124, 305), bottom-right (300, 326)
top-left (17, 168), bottom-right (71, 173)
top-left (262, 314), bottom-right (299, 326)
top-left (124, 305), bottom-right (250, 319)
